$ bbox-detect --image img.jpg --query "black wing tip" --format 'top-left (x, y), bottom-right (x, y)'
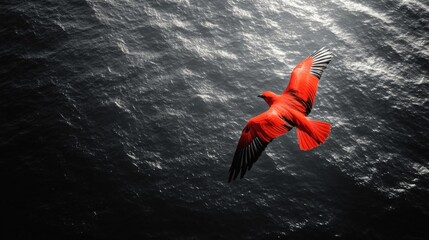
top-left (310, 46), bottom-right (332, 57)
top-left (228, 174), bottom-right (233, 183)
top-left (228, 168), bottom-right (234, 182)
top-left (227, 137), bottom-right (269, 182)
top-left (228, 168), bottom-right (240, 182)
top-left (309, 47), bottom-right (333, 79)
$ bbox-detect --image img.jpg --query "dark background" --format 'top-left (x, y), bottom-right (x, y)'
top-left (1, 0), bottom-right (428, 239)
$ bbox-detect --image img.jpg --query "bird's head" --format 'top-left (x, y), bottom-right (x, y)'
top-left (258, 91), bottom-right (278, 106)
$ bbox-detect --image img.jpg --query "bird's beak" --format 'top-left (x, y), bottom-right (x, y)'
top-left (257, 95), bottom-right (263, 98)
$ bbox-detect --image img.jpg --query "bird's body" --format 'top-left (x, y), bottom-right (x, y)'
top-left (229, 47), bottom-right (333, 182)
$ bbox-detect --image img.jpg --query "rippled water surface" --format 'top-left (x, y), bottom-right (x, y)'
top-left (1, 0), bottom-right (428, 239)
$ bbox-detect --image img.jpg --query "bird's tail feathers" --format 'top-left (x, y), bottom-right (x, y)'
top-left (297, 120), bottom-right (331, 151)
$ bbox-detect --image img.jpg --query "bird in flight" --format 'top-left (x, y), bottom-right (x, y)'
top-left (228, 47), bottom-right (333, 182)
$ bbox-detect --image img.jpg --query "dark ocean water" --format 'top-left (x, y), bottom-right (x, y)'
top-left (1, 0), bottom-right (428, 239)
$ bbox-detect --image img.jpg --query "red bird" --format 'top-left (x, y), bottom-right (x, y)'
top-left (228, 47), bottom-right (333, 182)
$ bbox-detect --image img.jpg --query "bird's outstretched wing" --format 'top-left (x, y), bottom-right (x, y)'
top-left (283, 47), bottom-right (332, 115)
top-left (228, 108), bottom-right (293, 182)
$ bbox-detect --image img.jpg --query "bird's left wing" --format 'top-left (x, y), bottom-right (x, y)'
top-left (283, 47), bottom-right (332, 115)
top-left (228, 108), bottom-right (293, 182)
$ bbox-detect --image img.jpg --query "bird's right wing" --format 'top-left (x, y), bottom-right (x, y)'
top-left (283, 47), bottom-right (332, 115)
top-left (228, 108), bottom-right (293, 182)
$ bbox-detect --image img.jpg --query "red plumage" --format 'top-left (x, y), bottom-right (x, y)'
top-left (229, 47), bottom-right (333, 182)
